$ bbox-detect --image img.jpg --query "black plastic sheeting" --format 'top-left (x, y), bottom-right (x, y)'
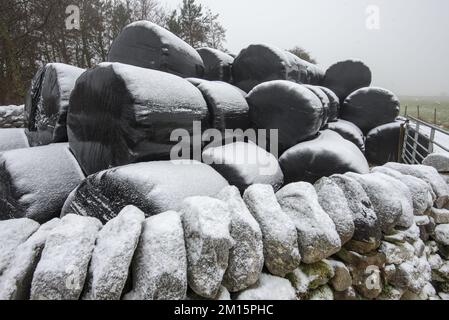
top-left (279, 130), bottom-right (369, 184)
top-left (232, 44), bottom-right (324, 92)
top-left (304, 85), bottom-right (330, 129)
top-left (247, 80), bottom-right (324, 153)
top-left (67, 62), bottom-right (209, 175)
top-left (318, 86), bottom-right (340, 122)
top-left (108, 21), bottom-right (204, 78)
top-left (327, 119), bottom-right (365, 153)
top-left (0, 129), bottom-right (30, 152)
top-left (202, 142), bottom-right (284, 193)
top-left (24, 63), bottom-right (85, 146)
top-left (341, 87), bottom-right (400, 135)
top-left (365, 122), bottom-right (402, 165)
top-left (0, 143), bottom-right (85, 223)
top-left (61, 160), bottom-right (229, 224)
top-left (197, 47), bottom-right (234, 82)
top-left (324, 59), bottom-right (372, 102)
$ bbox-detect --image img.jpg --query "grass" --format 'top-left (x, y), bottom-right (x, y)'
top-left (399, 96), bottom-right (449, 130)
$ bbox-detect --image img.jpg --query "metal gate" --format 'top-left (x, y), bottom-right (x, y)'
top-left (400, 115), bottom-right (449, 165)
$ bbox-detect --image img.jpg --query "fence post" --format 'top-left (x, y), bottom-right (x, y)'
top-left (411, 121), bottom-right (420, 164)
top-left (429, 128), bottom-right (435, 154)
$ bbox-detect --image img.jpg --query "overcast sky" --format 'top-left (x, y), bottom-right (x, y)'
top-left (163, 0), bottom-right (449, 97)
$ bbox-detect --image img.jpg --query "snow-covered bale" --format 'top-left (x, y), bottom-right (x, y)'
top-left (341, 87), bottom-right (400, 134)
top-left (232, 44), bottom-right (324, 92)
top-left (67, 62), bottom-right (209, 175)
top-left (384, 162), bottom-right (449, 208)
top-left (318, 86), bottom-right (340, 122)
top-left (0, 128), bottom-right (29, 152)
top-left (108, 21), bottom-right (204, 78)
top-left (30, 214), bottom-right (102, 300)
top-left (83, 206), bottom-right (145, 300)
top-left (365, 122), bottom-right (402, 165)
top-left (279, 130), bottom-right (369, 184)
top-left (314, 177), bottom-right (355, 245)
top-left (0, 143), bottom-right (85, 223)
top-left (61, 160), bottom-right (228, 224)
top-left (194, 80), bottom-right (250, 132)
top-left (236, 273), bottom-right (296, 300)
top-left (0, 105), bottom-right (24, 128)
top-left (24, 63), bottom-right (85, 146)
top-left (0, 219), bottom-right (60, 300)
top-left (304, 85), bottom-right (330, 128)
top-left (247, 80), bottom-right (324, 152)
top-left (423, 153), bottom-right (449, 173)
top-left (276, 182), bottom-right (341, 263)
top-left (327, 119), bottom-right (365, 153)
top-left (243, 184), bottom-right (301, 276)
top-left (323, 60), bottom-right (372, 102)
top-left (202, 142), bottom-right (284, 193)
top-left (197, 47), bottom-right (234, 82)
top-left (181, 197), bottom-right (234, 299)
top-left (125, 210), bottom-right (187, 300)
top-left (217, 186), bottom-right (264, 292)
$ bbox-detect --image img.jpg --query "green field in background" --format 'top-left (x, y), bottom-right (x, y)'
top-left (399, 96), bottom-right (449, 130)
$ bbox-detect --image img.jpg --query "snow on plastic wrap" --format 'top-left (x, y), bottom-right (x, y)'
top-left (67, 63), bottom-right (209, 175)
top-left (0, 143), bottom-right (85, 223)
top-left (108, 21), bottom-right (204, 78)
top-left (280, 130), bottom-right (369, 184)
top-left (197, 47), bottom-right (234, 82)
top-left (327, 119), bottom-right (365, 153)
top-left (365, 122), bottom-right (402, 165)
top-left (232, 44), bottom-right (324, 92)
top-left (61, 160), bottom-right (229, 224)
top-left (24, 63), bottom-right (85, 146)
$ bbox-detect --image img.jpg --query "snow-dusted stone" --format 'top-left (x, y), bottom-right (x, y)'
top-left (378, 285), bottom-right (405, 300)
top-left (430, 208), bottom-right (449, 224)
top-left (379, 241), bottom-right (415, 265)
top-left (181, 197), bottom-right (233, 299)
top-left (384, 162), bottom-right (449, 208)
top-left (83, 206), bottom-right (145, 300)
top-left (0, 129), bottom-right (29, 152)
top-left (24, 63), bottom-right (85, 146)
top-left (297, 260), bottom-right (335, 290)
top-left (428, 254), bottom-right (443, 271)
top-left (197, 48), bottom-right (234, 82)
top-left (329, 260), bottom-right (352, 292)
top-left (247, 80), bottom-right (324, 152)
top-left (276, 182), bottom-right (341, 264)
top-left (383, 224), bottom-right (421, 244)
top-left (390, 256), bottom-right (431, 293)
top-left (0, 143), bottom-right (85, 223)
top-left (0, 219), bottom-right (60, 300)
top-left (423, 153), bottom-right (449, 173)
top-left (314, 177), bottom-right (355, 244)
top-left (323, 59), bottom-right (372, 102)
top-left (62, 160), bottom-right (228, 224)
top-left (333, 286), bottom-right (358, 300)
top-left (280, 130), bottom-right (369, 184)
top-left (243, 184), bottom-right (301, 276)
top-left (0, 105), bottom-right (24, 128)
top-left (365, 122), bottom-right (402, 165)
top-left (186, 286), bottom-right (231, 300)
top-left (0, 219), bottom-right (40, 276)
top-left (433, 260), bottom-right (449, 282)
top-left (307, 285), bottom-right (334, 300)
top-left (372, 166), bottom-right (434, 215)
top-left (203, 142), bottom-right (284, 193)
top-left (341, 87), bottom-right (400, 134)
top-left (327, 119), bottom-right (365, 152)
top-left (124, 210), bottom-right (186, 300)
top-left (216, 186), bottom-right (264, 292)
top-left (304, 85), bottom-right (330, 128)
top-left (30, 214), bottom-right (102, 300)
top-left (329, 174), bottom-right (381, 247)
top-left (434, 224), bottom-right (449, 246)
top-left (67, 62), bottom-right (209, 175)
top-left (232, 44), bottom-right (324, 92)
top-left (108, 21), bottom-right (204, 78)
top-left (235, 273), bottom-right (296, 300)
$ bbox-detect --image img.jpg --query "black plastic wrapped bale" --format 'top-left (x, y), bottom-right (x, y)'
top-left (197, 47), bottom-right (234, 82)
top-left (202, 142), bottom-right (284, 193)
top-left (232, 44), bottom-right (324, 92)
top-left (24, 63), bottom-right (85, 146)
top-left (0, 143), bottom-right (85, 223)
top-left (0, 129), bottom-right (29, 152)
top-left (61, 160), bottom-right (229, 223)
top-left (279, 130), bottom-right (369, 184)
top-left (304, 85), bottom-right (330, 129)
top-left (247, 80), bottom-right (324, 152)
top-left (341, 87), bottom-right (400, 134)
top-left (365, 122), bottom-right (402, 165)
top-left (323, 59), bottom-right (372, 102)
top-left (194, 80), bottom-right (250, 134)
top-left (67, 62), bottom-right (209, 175)
top-left (327, 119), bottom-right (365, 153)
top-left (108, 21), bottom-right (204, 78)
top-left (318, 86), bottom-right (340, 122)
